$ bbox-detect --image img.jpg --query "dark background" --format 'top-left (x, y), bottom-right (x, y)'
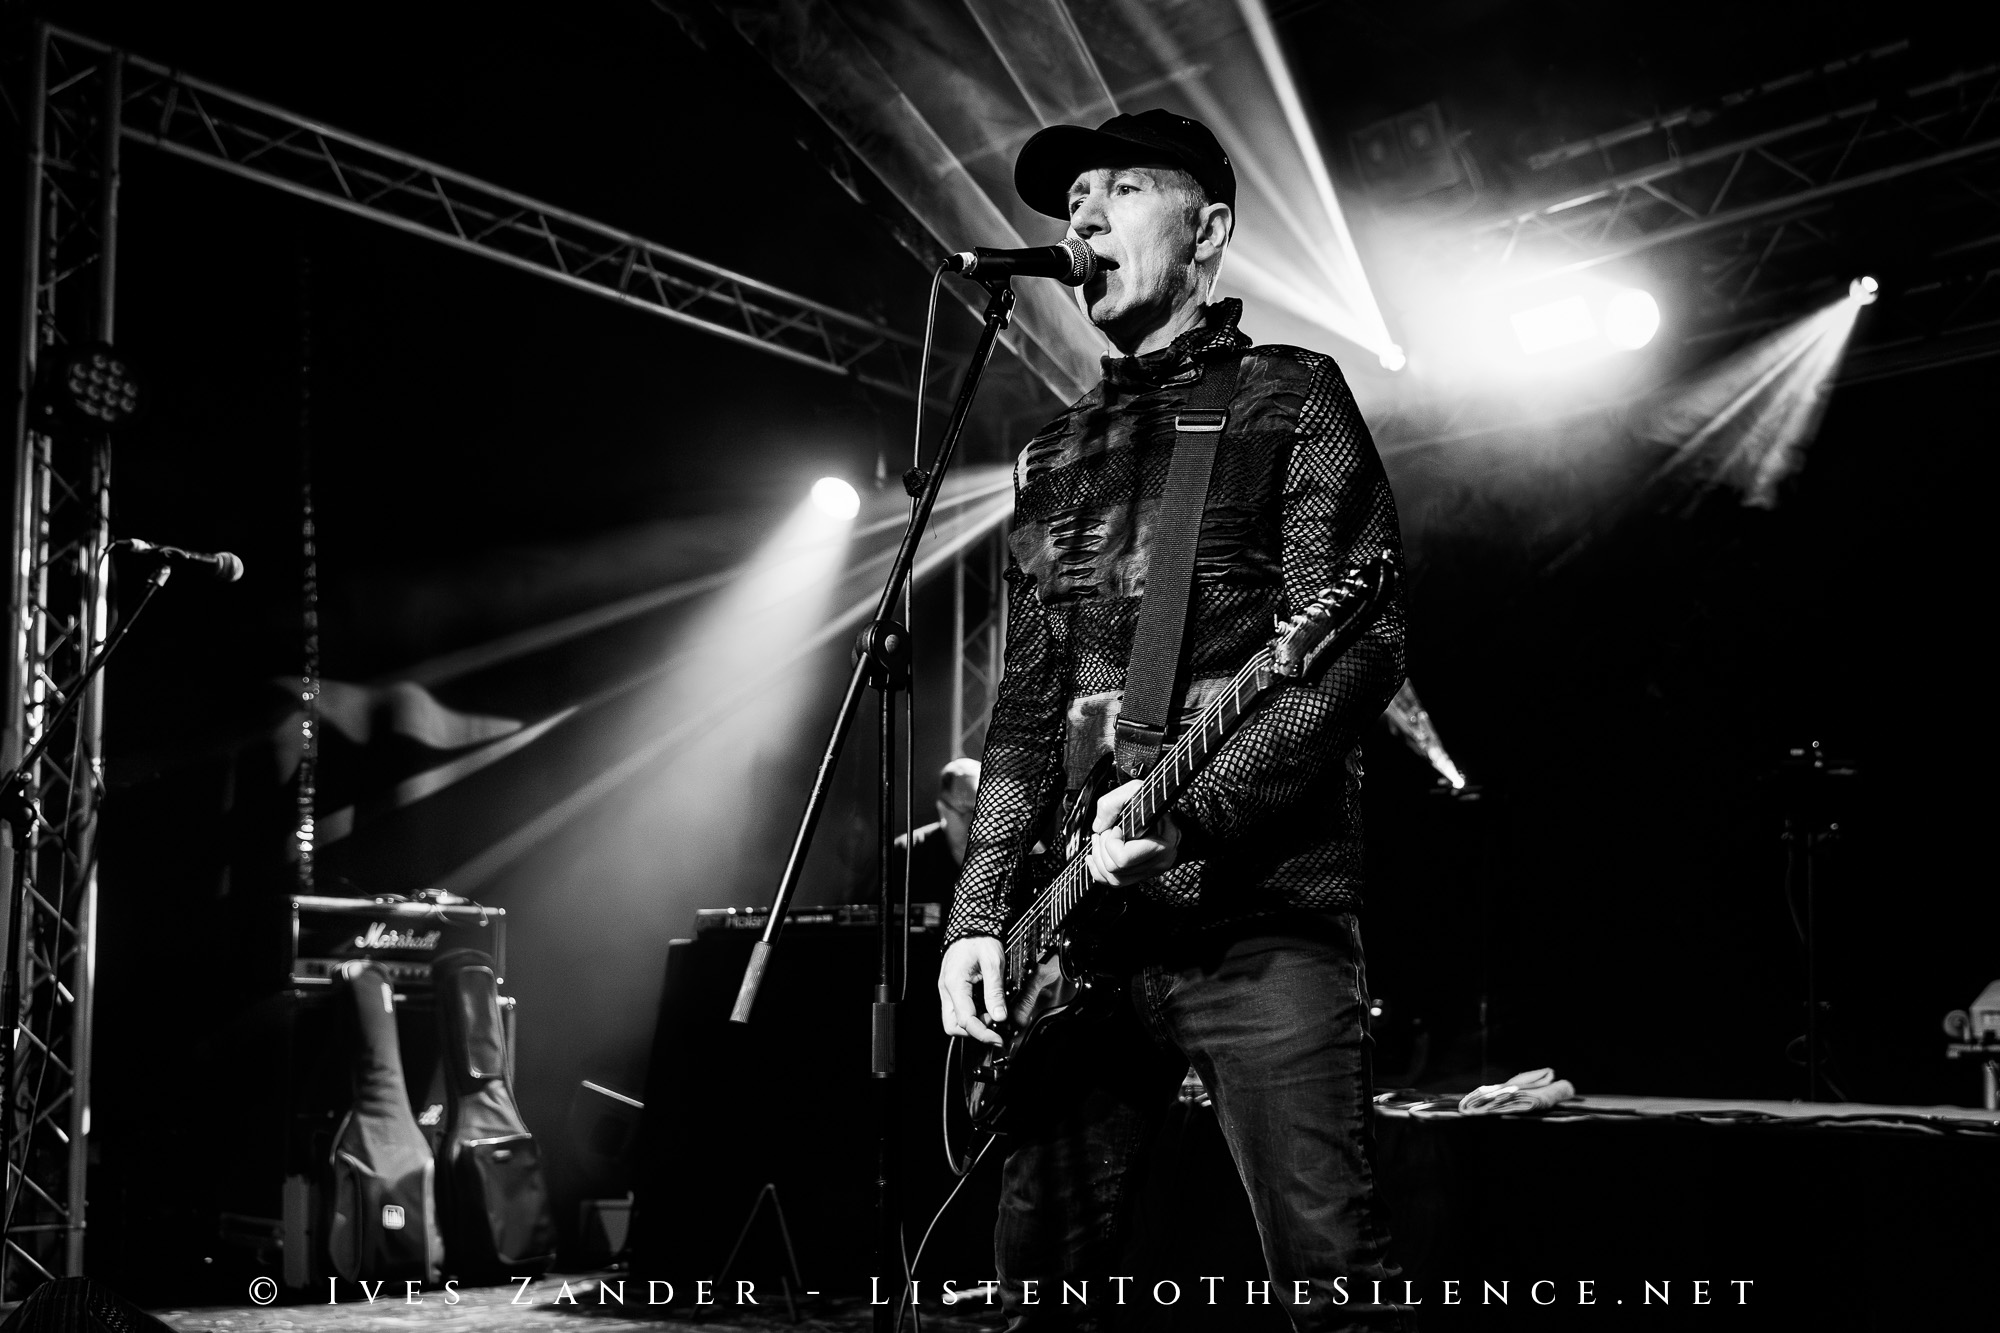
top-left (1, 0), bottom-right (1989, 1302)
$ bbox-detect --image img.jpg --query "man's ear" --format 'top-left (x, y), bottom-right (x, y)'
top-left (1196, 201), bottom-right (1234, 260)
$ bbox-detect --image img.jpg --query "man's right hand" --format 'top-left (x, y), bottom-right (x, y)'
top-left (939, 936), bottom-right (1007, 1046)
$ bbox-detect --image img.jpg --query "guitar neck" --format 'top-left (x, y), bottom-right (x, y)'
top-left (1116, 651), bottom-right (1272, 836)
top-left (1004, 648), bottom-right (1276, 983)
top-left (996, 549), bottom-right (1395, 993)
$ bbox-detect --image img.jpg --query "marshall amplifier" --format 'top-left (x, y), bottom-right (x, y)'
top-left (288, 895), bottom-right (507, 990)
top-left (204, 895), bottom-right (519, 1289)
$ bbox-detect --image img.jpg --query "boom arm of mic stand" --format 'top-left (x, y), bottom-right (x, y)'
top-left (731, 279), bottom-right (1015, 1024)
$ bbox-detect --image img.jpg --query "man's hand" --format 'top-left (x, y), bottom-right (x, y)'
top-left (939, 937), bottom-right (1007, 1045)
top-left (1087, 778), bottom-right (1180, 885)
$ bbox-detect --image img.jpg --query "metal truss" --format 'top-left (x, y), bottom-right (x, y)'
top-left (42, 26), bottom-right (931, 402)
top-left (0, 20), bottom-right (983, 1303)
top-left (2, 27), bottom-right (118, 1300)
top-left (1474, 59), bottom-right (2000, 288)
top-left (948, 529), bottom-right (1007, 762)
top-left (1356, 42), bottom-right (2000, 434)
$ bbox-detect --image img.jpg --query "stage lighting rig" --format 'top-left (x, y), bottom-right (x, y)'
top-left (1603, 289), bottom-right (1661, 349)
top-left (1509, 286), bottom-right (1661, 356)
top-left (38, 340), bottom-right (142, 430)
top-left (1850, 276), bottom-right (1880, 305)
top-left (811, 476), bottom-right (860, 520)
top-left (1510, 296), bottom-right (1596, 355)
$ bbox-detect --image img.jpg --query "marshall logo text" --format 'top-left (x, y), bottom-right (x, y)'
top-left (353, 922), bottom-right (444, 951)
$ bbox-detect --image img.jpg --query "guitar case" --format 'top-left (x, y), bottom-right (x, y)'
top-left (432, 947), bottom-right (557, 1281)
top-left (326, 960), bottom-right (442, 1283)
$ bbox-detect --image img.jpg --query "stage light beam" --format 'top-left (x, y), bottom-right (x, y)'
top-left (1850, 275), bottom-right (1880, 304)
top-left (812, 476), bottom-right (861, 520)
top-left (1639, 291), bottom-right (1867, 508)
top-left (1384, 681), bottom-right (1467, 791)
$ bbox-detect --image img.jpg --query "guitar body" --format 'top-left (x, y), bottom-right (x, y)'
top-left (949, 552), bottom-right (1399, 1144)
top-left (962, 754), bottom-right (1133, 1137)
top-left (962, 984), bottom-right (1117, 1136)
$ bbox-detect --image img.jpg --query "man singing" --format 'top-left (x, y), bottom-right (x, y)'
top-left (937, 110), bottom-right (1410, 1331)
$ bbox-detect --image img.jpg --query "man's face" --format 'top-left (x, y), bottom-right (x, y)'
top-left (1064, 165), bottom-right (1203, 341)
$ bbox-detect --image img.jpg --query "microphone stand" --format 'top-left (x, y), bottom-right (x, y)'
top-left (731, 276), bottom-right (1015, 1329)
top-left (0, 559), bottom-right (172, 1234)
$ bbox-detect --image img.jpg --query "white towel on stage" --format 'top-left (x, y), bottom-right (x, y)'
top-left (1458, 1067), bottom-right (1577, 1115)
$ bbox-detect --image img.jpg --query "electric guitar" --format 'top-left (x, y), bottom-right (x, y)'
top-left (952, 549), bottom-right (1398, 1139)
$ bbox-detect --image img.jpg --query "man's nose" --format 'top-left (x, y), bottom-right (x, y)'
top-left (1068, 192), bottom-right (1109, 239)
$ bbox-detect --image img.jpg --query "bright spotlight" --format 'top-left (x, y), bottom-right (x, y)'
top-left (1378, 344), bottom-right (1407, 373)
top-left (1603, 289), bottom-right (1661, 350)
top-left (811, 477), bottom-right (860, 520)
top-left (1511, 297), bottom-right (1597, 355)
top-left (1850, 275), bottom-right (1879, 305)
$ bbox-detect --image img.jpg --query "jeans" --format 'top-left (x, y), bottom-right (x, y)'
top-left (993, 913), bottom-right (1412, 1331)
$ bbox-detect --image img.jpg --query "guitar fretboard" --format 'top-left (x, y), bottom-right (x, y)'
top-left (1002, 646), bottom-right (1274, 990)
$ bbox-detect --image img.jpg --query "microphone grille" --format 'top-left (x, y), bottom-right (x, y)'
top-left (216, 551), bottom-right (245, 583)
top-left (1059, 237), bottom-right (1099, 286)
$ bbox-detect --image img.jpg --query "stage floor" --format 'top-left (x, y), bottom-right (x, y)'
top-left (153, 1276), bottom-right (1003, 1333)
top-left (1376, 1089), bottom-right (2000, 1128)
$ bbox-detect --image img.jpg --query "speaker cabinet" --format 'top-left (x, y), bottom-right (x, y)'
top-left (629, 925), bottom-right (1000, 1292)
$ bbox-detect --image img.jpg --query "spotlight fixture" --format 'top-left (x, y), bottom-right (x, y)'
top-left (44, 341), bottom-right (142, 429)
top-left (811, 476), bottom-right (860, 520)
top-left (1378, 344), bottom-right (1407, 373)
top-left (1850, 275), bottom-right (1880, 305)
top-left (1510, 297), bottom-right (1597, 355)
top-left (1603, 288), bottom-right (1661, 350)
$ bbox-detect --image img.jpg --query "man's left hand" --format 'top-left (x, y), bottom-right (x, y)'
top-left (1087, 779), bottom-right (1180, 885)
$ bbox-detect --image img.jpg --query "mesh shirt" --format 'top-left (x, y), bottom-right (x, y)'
top-left (944, 299), bottom-right (1407, 948)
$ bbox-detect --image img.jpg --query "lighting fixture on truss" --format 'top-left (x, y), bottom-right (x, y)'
top-left (41, 340), bottom-right (143, 429)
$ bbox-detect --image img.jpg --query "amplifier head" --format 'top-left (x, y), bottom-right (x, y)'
top-left (290, 894), bottom-right (507, 989)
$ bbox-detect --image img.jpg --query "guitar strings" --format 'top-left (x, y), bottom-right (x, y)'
top-left (998, 552), bottom-right (1388, 980)
top-left (1003, 643), bottom-right (1275, 977)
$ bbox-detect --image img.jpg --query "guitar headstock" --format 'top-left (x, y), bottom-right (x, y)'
top-left (1270, 550), bottom-right (1399, 682)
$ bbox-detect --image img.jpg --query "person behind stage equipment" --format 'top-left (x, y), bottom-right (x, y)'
top-left (936, 109), bottom-right (1411, 1330)
top-left (849, 756), bottom-right (982, 904)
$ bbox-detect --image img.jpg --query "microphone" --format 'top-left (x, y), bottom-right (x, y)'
top-left (944, 238), bottom-right (1111, 286)
top-left (114, 538), bottom-right (245, 582)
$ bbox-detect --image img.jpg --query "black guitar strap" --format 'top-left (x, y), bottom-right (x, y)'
top-left (1113, 350), bottom-right (1243, 778)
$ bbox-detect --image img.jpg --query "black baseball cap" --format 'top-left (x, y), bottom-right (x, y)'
top-left (1015, 109), bottom-right (1236, 221)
